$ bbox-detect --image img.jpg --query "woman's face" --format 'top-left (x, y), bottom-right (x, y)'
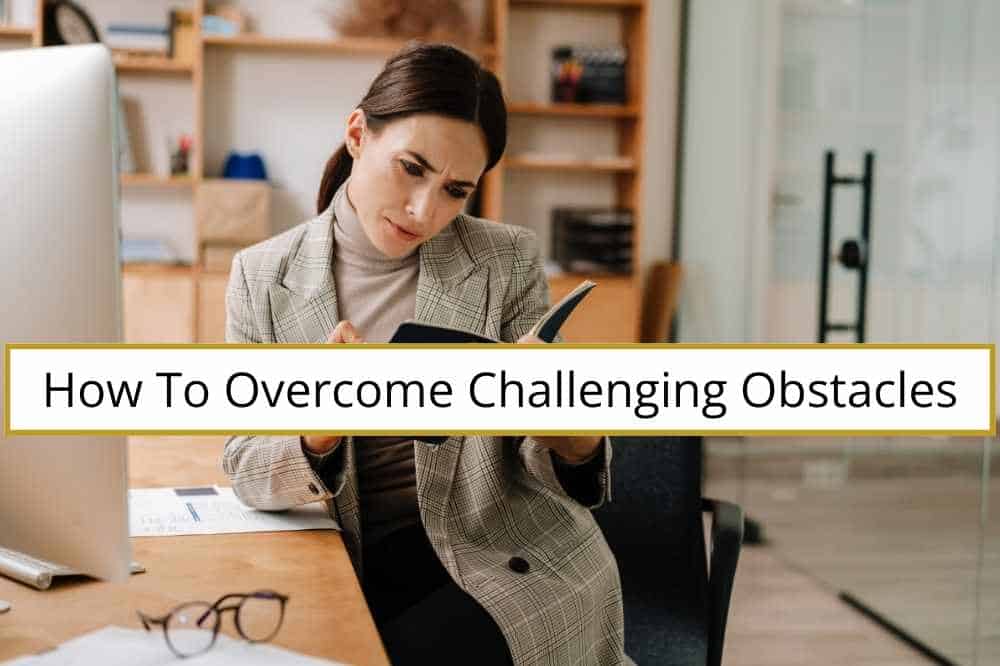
top-left (344, 111), bottom-right (489, 258)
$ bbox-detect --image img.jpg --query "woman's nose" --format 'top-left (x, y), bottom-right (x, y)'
top-left (406, 187), bottom-right (438, 226)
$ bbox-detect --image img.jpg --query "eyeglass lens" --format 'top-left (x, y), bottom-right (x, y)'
top-left (237, 592), bottom-right (285, 643)
top-left (166, 601), bottom-right (219, 657)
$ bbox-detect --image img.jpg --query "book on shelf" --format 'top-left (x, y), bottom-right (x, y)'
top-left (116, 97), bottom-right (136, 174)
top-left (105, 23), bottom-right (171, 55)
top-left (120, 238), bottom-right (179, 265)
top-left (170, 9), bottom-right (195, 63)
top-left (551, 208), bottom-right (633, 275)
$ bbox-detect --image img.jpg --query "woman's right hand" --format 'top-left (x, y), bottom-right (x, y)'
top-left (301, 321), bottom-right (364, 454)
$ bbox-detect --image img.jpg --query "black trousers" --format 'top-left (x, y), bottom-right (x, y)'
top-left (362, 524), bottom-right (513, 666)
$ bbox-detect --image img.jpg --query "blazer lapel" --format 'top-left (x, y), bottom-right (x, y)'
top-left (267, 209), bottom-right (340, 344)
top-left (412, 218), bottom-right (493, 556)
top-left (414, 218), bottom-right (494, 337)
top-left (265, 208), bottom-right (366, 561)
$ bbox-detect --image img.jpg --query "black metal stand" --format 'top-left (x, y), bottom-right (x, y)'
top-left (818, 150), bottom-right (875, 342)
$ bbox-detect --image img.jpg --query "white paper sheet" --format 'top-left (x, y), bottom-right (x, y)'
top-left (128, 487), bottom-right (337, 537)
top-left (2, 625), bottom-right (347, 665)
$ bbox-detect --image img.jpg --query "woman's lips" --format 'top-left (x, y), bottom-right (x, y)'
top-left (386, 217), bottom-right (420, 241)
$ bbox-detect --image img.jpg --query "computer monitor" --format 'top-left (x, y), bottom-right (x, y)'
top-left (0, 44), bottom-right (131, 583)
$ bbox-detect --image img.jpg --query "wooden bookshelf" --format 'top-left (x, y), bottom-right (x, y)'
top-left (24, 0), bottom-right (651, 342)
top-left (548, 273), bottom-right (638, 342)
top-left (203, 34), bottom-right (496, 59)
top-left (0, 25), bottom-right (32, 38)
top-left (508, 102), bottom-right (639, 118)
top-left (203, 34), bottom-right (407, 55)
top-left (505, 156), bottom-right (636, 172)
top-left (122, 262), bottom-right (196, 275)
top-left (120, 174), bottom-right (196, 188)
top-left (499, 0), bottom-right (648, 342)
top-left (509, 0), bottom-right (644, 9)
top-left (113, 54), bottom-right (194, 75)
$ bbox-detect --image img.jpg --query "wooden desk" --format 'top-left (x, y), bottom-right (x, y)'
top-left (0, 437), bottom-right (389, 665)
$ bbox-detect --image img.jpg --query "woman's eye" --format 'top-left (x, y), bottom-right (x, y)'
top-left (446, 187), bottom-right (468, 200)
top-left (401, 160), bottom-right (423, 177)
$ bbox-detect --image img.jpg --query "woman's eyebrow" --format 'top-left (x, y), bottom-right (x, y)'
top-left (404, 150), bottom-right (477, 188)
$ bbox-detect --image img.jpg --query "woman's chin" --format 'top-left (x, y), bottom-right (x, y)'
top-left (374, 233), bottom-right (416, 259)
top-left (376, 219), bottom-right (422, 257)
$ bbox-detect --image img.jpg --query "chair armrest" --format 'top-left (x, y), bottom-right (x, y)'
top-left (702, 497), bottom-right (744, 666)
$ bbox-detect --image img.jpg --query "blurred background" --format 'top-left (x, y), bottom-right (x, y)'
top-left (1, 0), bottom-right (995, 663)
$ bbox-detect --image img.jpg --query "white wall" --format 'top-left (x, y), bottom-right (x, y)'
top-left (4, 0), bottom-right (35, 26)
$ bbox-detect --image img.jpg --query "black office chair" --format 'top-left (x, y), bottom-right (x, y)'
top-left (594, 436), bottom-right (743, 666)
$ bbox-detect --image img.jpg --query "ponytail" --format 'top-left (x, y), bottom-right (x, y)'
top-left (317, 143), bottom-right (353, 214)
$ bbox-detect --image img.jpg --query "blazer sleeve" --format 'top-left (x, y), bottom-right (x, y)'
top-left (220, 254), bottom-right (348, 511)
top-left (500, 227), bottom-right (613, 509)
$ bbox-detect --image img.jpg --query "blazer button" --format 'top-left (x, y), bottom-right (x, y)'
top-left (307, 482), bottom-right (319, 495)
top-left (508, 556), bottom-right (530, 574)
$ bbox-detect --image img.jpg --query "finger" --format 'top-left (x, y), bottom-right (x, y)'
top-left (327, 322), bottom-right (347, 343)
top-left (517, 333), bottom-right (544, 344)
top-left (341, 321), bottom-right (363, 343)
top-left (328, 321), bottom-right (363, 344)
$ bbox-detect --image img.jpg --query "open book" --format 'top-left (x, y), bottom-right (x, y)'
top-left (390, 280), bottom-right (596, 344)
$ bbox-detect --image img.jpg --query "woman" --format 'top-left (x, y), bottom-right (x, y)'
top-left (223, 43), bottom-right (630, 666)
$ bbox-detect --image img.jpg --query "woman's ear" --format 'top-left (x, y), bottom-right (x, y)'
top-left (344, 109), bottom-right (367, 159)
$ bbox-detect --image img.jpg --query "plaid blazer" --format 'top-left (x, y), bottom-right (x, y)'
top-left (222, 204), bottom-right (631, 665)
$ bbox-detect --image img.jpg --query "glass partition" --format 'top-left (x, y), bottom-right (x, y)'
top-left (706, 1), bottom-right (999, 663)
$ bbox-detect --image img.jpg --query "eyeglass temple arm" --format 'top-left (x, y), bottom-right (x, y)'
top-left (136, 610), bottom-right (168, 631)
top-left (209, 591), bottom-right (287, 610)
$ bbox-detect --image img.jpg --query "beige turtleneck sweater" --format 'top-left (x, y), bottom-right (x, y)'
top-left (329, 181), bottom-right (421, 545)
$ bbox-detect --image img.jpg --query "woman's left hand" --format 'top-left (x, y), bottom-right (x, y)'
top-left (516, 333), bottom-right (603, 463)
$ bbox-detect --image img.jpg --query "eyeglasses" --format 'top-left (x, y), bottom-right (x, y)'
top-left (137, 590), bottom-right (289, 658)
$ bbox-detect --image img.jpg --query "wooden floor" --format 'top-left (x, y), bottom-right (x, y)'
top-left (707, 438), bottom-right (998, 666)
top-left (724, 545), bottom-right (932, 666)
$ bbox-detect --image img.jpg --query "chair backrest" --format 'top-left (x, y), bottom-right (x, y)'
top-left (640, 262), bottom-right (684, 342)
top-left (595, 437), bottom-right (709, 664)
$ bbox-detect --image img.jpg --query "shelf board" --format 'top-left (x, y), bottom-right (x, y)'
top-left (121, 262), bottom-right (196, 276)
top-left (203, 34), bottom-right (496, 58)
top-left (508, 102), bottom-right (638, 118)
top-left (510, 0), bottom-right (644, 9)
top-left (548, 271), bottom-right (634, 284)
top-left (0, 25), bottom-right (32, 38)
top-left (121, 174), bottom-right (196, 188)
top-left (113, 54), bottom-right (194, 75)
top-left (505, 156), bottom-right (636, 173)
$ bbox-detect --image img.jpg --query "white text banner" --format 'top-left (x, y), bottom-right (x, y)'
top-left (5, 345), bottom-right (994, 435)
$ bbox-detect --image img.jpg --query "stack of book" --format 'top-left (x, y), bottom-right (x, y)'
top-left (551, 45), bottom-right (628, 104)
top-left (106, 22), bottom-right (170, 56)
top-left (105, 10), bottom-right (192, 60)
top-left (551, 207), bottom-right (633, 274)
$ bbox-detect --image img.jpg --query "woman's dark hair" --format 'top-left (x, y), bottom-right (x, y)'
top-left (317, 42), bottom-right (507, 214)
